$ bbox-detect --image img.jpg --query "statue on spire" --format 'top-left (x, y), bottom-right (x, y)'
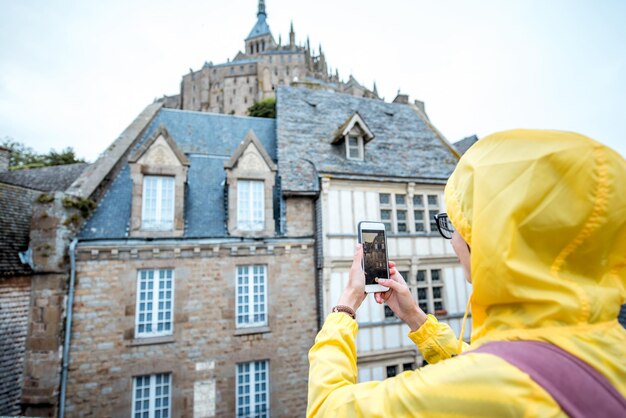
top-left (258, 0), bottom-right (266, 17)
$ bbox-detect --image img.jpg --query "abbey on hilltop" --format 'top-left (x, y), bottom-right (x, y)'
top-left (165, 0), bottom-right (380, 115)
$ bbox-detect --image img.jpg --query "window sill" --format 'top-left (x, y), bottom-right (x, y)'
top-left (234, 325), bottom-right (271, 336)
top-left (128, 335), bottom-right (175, 347)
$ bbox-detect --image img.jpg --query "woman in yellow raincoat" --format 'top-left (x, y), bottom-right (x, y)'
top-left (307, 130), bottom-right (626, 417)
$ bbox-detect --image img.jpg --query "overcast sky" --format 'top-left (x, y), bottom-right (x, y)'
top-left (1, 0), bottom-right (624, 161)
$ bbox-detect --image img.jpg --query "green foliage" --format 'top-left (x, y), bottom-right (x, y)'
top-left (1, 136), bottom-right (86, 170)
top-left (37, 193), bottom-right (55, 204)
top-left (62, 196), bottom-right (96, 218)
top-left (247, 98), bottom-right (276, 119)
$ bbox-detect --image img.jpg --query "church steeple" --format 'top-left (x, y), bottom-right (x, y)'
top-left (245, 0), bottom-right (275, 54)
top-left (257, 0), bottom-right (266, 17)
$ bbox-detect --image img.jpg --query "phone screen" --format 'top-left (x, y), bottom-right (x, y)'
top-left (361, 229), bottom-right (389, 285)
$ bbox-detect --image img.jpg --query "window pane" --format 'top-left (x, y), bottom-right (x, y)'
top-left (417, 270), bottom-right (426, 282)
top-left (403, 362), bottom-right (414, 371)
top-left (384, 305), bottom-right (395, 319)
top-left (395, 194), bottom-right (406, 206)
top-left (238, 180), bottom-right (264, 231)
top-left (413, 195), bottom-right (423, 207)
top-left (427, 195), bottom-right (438, 207)
top-left (431, 269), bottom-right (441, 282)
top-left (142, 176), bottom-right (174, 230)
top-left (379, 193), bottom-right (390, 205)
top-left (380, 210), bottom-right (391, 220)
top-left (237, 360), bottom-right (269, 418)
top-left (396, 210), bottom-right (406, 221)
top-left (386, 365), bottom-right (397, 378)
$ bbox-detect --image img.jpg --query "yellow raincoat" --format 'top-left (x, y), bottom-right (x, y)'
top-left (307, 130), bottom-right (626, 417)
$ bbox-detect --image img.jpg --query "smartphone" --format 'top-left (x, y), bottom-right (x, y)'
top-left (357, 221), bottom-right (390, 293)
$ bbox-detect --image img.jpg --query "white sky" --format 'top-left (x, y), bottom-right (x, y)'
top-left (1, 0), bottom-right (625, 161)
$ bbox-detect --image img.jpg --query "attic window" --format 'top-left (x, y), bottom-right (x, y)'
top-left (346, 135), bottom-right (364, 160)
top-left (332, 112), bottom-right (374, 161)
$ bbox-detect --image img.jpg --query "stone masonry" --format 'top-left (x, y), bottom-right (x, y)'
top-left (65, 239), bottom-right (316, 417)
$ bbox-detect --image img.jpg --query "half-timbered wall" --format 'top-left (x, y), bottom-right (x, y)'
top-left (320, 178), bottom-right (472, 381)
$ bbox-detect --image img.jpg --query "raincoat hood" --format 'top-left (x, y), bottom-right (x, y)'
top-left (445, 129), bottom-right (626, 343)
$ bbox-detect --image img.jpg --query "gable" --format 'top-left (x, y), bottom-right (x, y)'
top-left (224, 130), bottom-right (277, 172)
top-left (129, 125), bottom-right (189, 167)
top-left (137, 135), bottom-right (182, 166)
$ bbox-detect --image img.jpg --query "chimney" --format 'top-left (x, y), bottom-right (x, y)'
top-left (393, 93), bottom-right (409, 104)
top-left (0, 146), bottom-right (10, 172)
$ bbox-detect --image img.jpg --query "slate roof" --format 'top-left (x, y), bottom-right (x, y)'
top-left (0, 183), bottom-right (35, 277)
top-left (276, 87), bottom-right (459, 193)
top-left (80, 109), bottom-right (276, 239)
top-left (454, 135), bottom-right (479, 155)
top-left (0, 163), bottom-right (88, 192)
top-left (246, 13), bottom-right (271, 40)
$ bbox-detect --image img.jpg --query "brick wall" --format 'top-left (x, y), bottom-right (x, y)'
top-left (65, 241), bottom-right (316, 417)
top-left (0, 276), bottom-right (31, 415)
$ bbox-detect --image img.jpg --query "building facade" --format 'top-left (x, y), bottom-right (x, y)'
top-left (174, 0), bottom-right (379, 115)
top-left (276, 86), bottom-right (470, 381)
top-left (63, 106), bottom-right (317, 417)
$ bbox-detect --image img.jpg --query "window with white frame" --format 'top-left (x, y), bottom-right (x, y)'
top-left (237, 180), bottom-right (265, 231)
top-left (414, 268), bottom-right (446, 315)
top-left (142, 176), bottom-right (175, 230)
top-left (236, 360), bottom-right (269, 418)
top-left (345, 135), bottom-right (364, 160)
top-left (132, 373), bottom-right (171, 418)
top-left (236, 265), bottom-right (267, 327)
top-left (136, 269), bottom-right (174, 337)
top-left (413, 193), bottom-right (442, 234)
top-left (379, 193), bottom-right (408, 233)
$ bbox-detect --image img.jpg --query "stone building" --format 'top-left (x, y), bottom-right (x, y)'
top-left (173, 0), bottom-right (379, 115)
top-left (62, 103), bottom-right (317, 417)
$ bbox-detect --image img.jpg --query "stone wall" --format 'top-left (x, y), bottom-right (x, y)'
top-left (65, 240), bottom-right (316, 417)
top-left (285, 197), bottom-right (314, 237)
top-left (21, 274), bottom-right (67, 417)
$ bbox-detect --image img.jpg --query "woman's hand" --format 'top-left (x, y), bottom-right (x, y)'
top-left (375, 263), bottom-right (428, 332)
top-left (336, 244), bottom-right (368, 312)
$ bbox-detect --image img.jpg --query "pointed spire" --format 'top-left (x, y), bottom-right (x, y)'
top-left (289, 20), bottom-right (295, 48)
top-left (257, 0), bottom-right (266, 17)
top-left (373, 81), bottom-right (378, 96)
top-left (278, 34), bottom-right (282, 46)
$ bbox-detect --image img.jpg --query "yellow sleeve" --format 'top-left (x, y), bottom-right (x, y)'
top-left (307, 313), bottom-right (558, 417)
top-left (307, 312), bottom-right (359, 418)
top-left (408, 314), bottom-right (470, 364)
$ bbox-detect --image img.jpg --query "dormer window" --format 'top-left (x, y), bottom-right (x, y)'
top-left (224, 130), bottom-right (277, 237)
top-left (332, 112), bottom-right (374, 161)
top-left (128, 125), bottom-right (189, 238)
top-left (346, 135), bottom-right (364, 160)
